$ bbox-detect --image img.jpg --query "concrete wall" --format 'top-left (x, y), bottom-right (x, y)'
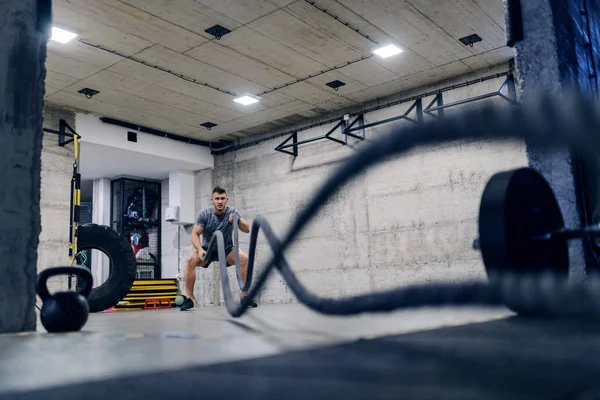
top-left (37, 105), bottom-right (77, 300)
top-left (182, 64), bottom-right (530, 306)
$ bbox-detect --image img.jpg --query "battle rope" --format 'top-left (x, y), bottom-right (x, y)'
top-left (203, 93), bottom-right (600, 319)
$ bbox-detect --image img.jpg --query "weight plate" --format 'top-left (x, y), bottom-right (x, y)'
top-left (478, 167), bottom-right (569, 280)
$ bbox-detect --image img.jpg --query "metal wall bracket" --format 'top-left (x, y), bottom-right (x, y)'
top-left (275, 132), bottom-right (298, 156)
top-left (425, 75), bottom-right (517, 118)
top-left (275, 115), bottom-right (369, 156)
top-left (42, 119), bottom-right (81, 146)
top-left (343, 114), bottom-right (365, 140)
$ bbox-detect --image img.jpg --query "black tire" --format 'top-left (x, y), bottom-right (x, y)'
top-left (77, 223), bottom-right (137, 313)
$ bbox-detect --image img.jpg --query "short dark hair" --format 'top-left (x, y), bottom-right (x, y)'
top-left (212, 186), bottom-right (227, 195)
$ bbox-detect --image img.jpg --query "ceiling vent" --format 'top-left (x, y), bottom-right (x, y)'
top-left (205, 25), bottom-right (231, 40)
top-left (200, 122), bottom-right (218, 130)
top-left (459, 34), bottom-right (482, 47)
top-left (325, 80), bottom-right (346, 91)
top-left (78, 88), bottom-right (100, 99)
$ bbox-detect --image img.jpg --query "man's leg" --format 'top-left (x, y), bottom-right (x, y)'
top-left (181, 249), bottom-right (210, 311)
top-left (226, 249), bottom-right (257, 307)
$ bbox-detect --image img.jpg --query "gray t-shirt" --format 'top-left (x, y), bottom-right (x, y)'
top-left (195, 205), bottom-right (241, 251)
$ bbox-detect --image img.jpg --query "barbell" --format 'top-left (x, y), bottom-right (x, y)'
top-left (472, 167), bottom-right (600, 315)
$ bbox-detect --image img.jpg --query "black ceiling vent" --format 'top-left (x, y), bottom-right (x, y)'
top-left (459, 34), bottom-right (482, 47)
top-left (200, 122), bottom-right (218, 130)
top-left (205, 25), bottom-right (231, 40)
top-left (325, 80), bottom-right (346, 91)
top-left (78, 88), bottom-right (100, 99)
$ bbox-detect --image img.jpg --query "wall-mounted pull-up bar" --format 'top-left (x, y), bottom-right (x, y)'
top-left (273, 72), bottom-right (516, 157)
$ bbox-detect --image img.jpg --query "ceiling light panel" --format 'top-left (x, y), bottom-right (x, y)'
top-left (372, 44), bottom-right (403, 59)
top-left (50, 27), bottom-right (77, 43)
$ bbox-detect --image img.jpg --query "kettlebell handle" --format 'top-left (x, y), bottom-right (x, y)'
top-left (36, 266), bottom-right (94, 301)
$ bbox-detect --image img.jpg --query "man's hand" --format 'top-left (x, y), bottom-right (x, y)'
top-left (229, 212), bottom-right (250, 233)
top-left (197, 248), bottom-right (206, 260)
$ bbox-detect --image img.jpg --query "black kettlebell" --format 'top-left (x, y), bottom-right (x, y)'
top-left (36, 266), bottom-right (93, 333)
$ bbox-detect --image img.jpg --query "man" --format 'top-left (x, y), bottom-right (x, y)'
top-left (180, 186), bottom-right (257, 311)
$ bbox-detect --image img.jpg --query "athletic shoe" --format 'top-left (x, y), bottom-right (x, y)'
top-left (241, 296), bottom-right (258, 308)
top-left (180, 297), bottom-right (195, 311)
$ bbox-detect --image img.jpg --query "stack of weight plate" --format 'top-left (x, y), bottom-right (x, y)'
top-left (113, 279), bottom-right (179, 311)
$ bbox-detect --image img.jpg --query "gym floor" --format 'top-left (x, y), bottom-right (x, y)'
top-left (2, 304), bottom-right (600, 399)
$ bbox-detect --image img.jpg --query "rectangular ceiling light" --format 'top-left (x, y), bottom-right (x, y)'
top-left (372, 44), bottom-right (403, 59)
top-left (51, 27), bottom-right (78, 43)
top-left (233, 94), bottom-right (260, 106)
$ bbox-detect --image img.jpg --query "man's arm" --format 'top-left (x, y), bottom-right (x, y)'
top-left (237, 217), bottom-right (250, 233)
top-left (229, 208), bottom-right (250, 233)
top-left (192, 225), bottom-right (204, 253)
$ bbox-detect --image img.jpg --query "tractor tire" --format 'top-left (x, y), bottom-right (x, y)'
top-left (77, 223), bottom-right (136, 312)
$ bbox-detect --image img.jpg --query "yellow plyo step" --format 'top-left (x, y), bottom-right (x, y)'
top-left (127, 292), bottom-right (177, 297)
top-left (133, 279), bottom-right (178, 286)
top-left (114, 279), bottom-right (180, 311)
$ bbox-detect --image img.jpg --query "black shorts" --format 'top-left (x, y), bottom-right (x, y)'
top-left (202, 246), bottom-right (234, 265)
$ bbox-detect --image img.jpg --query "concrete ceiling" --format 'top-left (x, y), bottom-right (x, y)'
top-left (44, 0), bottom-right (512, 143)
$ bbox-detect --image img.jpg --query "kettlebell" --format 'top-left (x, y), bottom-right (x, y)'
top-left (36, 266), bottom-right (93, 333)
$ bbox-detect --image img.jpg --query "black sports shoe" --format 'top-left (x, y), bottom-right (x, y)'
top-left (241, 296), bottom-right (258, 308)
top-left (180, 297), bottom-right (195, 311)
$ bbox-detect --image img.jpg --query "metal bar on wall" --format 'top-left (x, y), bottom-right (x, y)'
top-left (278, 134), bottom-right (326, 150)
top-left (325, 135), bottom-right (347, 145)
top-left (344, 114), bottom-right (362, 131)
top-left (274, 132), bottom-right (298, 156)
top-left (497, 75), bottom-right (519, 104)
top-left (216, 71), bottom-right (511, 156)
top-left (425, 91), bottom-right (499, 114)
top-left (274, 83), bottom-right (513, 156)
top-left (42, 119), bottom-right (81, 147)
top-left (348, 100), bottom-right (422, 133)
top-left (424, 94), bottom-right (442, 119)
top-left (415, 98), bottom-right (424, 123)
top-left (343, 114), bottom-right (365, 140)
top-left (324, 120), bottom-right (346, 146)
top-left (278, 97), bottom-right (426, 156)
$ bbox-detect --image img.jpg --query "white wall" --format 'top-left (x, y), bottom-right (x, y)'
top-left (161, 169), bottom-right (213, 281)
top-left (76, 112), bottom-right (214, 181)
top-left (76, 113), bottom-right (213, 164)
top-left (91, 178), bottom-right (111, 287)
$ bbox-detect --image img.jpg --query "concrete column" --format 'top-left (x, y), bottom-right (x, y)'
top-left (92, 178), bottom-right (111, 286)
top-left (0, 0), bottom-right (49, 332)
top-left (511, 0), bottom-right (599, 281)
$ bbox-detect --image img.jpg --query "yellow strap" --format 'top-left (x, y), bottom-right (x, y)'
top-left (74, 135), bottom-right (79, 161)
